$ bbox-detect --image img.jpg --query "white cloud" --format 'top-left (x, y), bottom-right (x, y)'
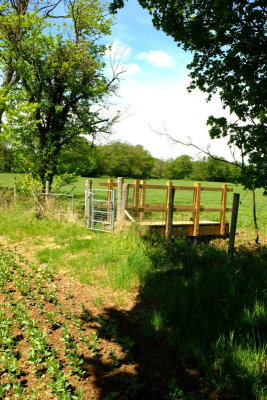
top-left (125, 63), bottom-right (141, 75)
top-left (137, 50), bottom-right (173, 68)
top-left (110, 76), bottom-right (240, 161)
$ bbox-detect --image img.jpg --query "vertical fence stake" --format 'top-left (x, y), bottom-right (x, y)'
top-left (45, 180), bottom-right (50, 209)
top-left (220, 184), bottom-right (227, 236)
top-left (140, 180), bottom-right (146, 220)
top-left (107, 178), bottom-right (114, 223)
top-left (165, 181), bottom-right (174, 239)
top-left (121, 183), bottom-right (129, 222)
top-left (133, 179), bottom-right (140, 216)
top-left (13, 177), bottom-right (17, 204)
top-left (193, 182), bottom-right (201, 236)
top-left (84, 179), bottom-right (92, 224)
top-left (166, 187), bottom-right (175, 240)
top-left (227, 193), bottom-right (240, 264)
top-left (117, 177), bottom-right (124, 221)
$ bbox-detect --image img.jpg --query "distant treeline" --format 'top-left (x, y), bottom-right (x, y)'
top-left (0, 139), bottom-right (241, 183)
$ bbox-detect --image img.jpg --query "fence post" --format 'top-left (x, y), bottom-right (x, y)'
top-left (220, 184), bottom-right (227, 236)
top-left (133, 179), bottom-right (140, 216)
top-left (165, 186), bottom-right (175, 240)
top-left (45, 180), bottom-right (50, 209)
top-left (121, 183), bottom-right (129, 222)
top-left (13, 177), bottom-right (17, 204)
top-left (140, 180), bottom-right (146, 220)
top-left (84, 179), bottom-right (92, 225)
top-left (165, 181), bottom-right (174, 239)
top-left (193, 182), bottom-right (201, 236)
top-left (107, 178), bottom-right (114, 222)
top-left (227, 193), bottom-right (240, 264)
top-left (117, 177), bottom-right (124, 221)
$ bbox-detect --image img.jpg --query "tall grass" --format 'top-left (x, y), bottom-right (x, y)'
top-left (140, 234), bottom-right (267, 399)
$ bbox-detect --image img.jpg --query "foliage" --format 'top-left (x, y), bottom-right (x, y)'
top-left (190, 157), bottom-right (241, 182)
top-left (151, 158), bottom-right (166, 179)
top-left (0, 0), bottom-right (120, 188)
top-left (97, 141), bottom-right (155, 178)
top-left (164, 155), bottom-right (192, 180)
top-left (57, 138), bottom-right (100, 177)
top-left (111, 0), bottom-right (267, 191)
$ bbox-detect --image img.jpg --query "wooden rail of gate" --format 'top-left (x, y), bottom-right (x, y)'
top-left (99, 178), bottom-right (233, 237)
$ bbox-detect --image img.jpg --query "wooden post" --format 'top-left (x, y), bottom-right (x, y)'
top-left (13, 177), bottom-right (17, 204)
top-left (121, 183), bottom-right (129, 221)
top-left (220, 184), bottom-right (227, 235)
top-left (192, 187), bottom-right (196, 221)
top-left (117, 177), bottom-right (124, 221)
top-left (227, 193), bottom-right (240, 263)
top-left (133, 179), bottom-right (140, 216)
top-left (45, 180), bottom-right (50, 209)
top-left (165, 186), bottom-right (175, 239)
top-left (107, 178), bottom-right (114, 222)
top-left (165, 181), bottom-right (173, 237)
top-left (140, 180), bottom-right (146, 220)
top-left (193, 182), bottom-right (201, 236)
top-left (84, 179), bottom-right (92, 224)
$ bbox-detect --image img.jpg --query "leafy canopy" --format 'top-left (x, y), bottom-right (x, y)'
top-left (110, 0), bottom-right (267, 191)
top-left (0, 0), bottom-right (119, 186)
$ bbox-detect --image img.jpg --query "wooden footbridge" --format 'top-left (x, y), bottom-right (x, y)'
top-left (87, 178), bottom-right (235, 239)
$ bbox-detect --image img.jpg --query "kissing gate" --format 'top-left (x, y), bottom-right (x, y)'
top-left (86, 188), bottom-right (116, 232)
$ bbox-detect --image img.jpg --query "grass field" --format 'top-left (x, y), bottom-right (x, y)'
top-left (1, 172), bottom-right (267, 235)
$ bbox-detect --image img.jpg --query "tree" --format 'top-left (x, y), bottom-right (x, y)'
top-left (164, 155), bottom-right (192, 180)
top-left (151, 158), bottom-right (166, 179)
top-left (97, 141), bottom-right (154, 178)
top-left (0, 0), bottom-right (121, 188)
top-left (57, 138), bottom-right (101, 177)
top-left (110, 0), bottom-right (267, 191)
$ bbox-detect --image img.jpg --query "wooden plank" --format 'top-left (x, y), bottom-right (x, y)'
top-left (193, 182), bottom-right (201, 236)
top-left (140, 180), bottom-right (146, 220)
top-left (125, 209), bottom-right (135, 222)
top-left (220, 184), bottom-right (227, 235)
top-left (100, 181), bottom-right (233, 192)
top-left (99, 178), bottom-right (117, 189)
top-left (201, 187), bottom-right (233, 192)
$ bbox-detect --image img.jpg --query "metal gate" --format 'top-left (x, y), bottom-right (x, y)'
top-left (88, 189), bottom-right (115, 232)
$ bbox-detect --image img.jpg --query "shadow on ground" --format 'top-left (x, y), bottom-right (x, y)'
top-left (84, 237), bottom-right (267, 400)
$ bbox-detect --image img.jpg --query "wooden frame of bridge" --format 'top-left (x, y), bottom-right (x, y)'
top-left (99, 178), bottom-right (233, 239)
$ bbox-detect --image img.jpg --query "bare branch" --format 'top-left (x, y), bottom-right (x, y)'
top-left (151, 123), bottom-right (243, 168)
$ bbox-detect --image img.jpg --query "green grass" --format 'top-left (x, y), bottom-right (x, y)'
top-left (0, 204), bottom-right (266, 399)
top-left (1, 173), bottom-right (266, 233)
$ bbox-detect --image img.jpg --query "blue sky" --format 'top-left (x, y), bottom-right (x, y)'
top-left (104, 0), bottom-right (233, 161)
